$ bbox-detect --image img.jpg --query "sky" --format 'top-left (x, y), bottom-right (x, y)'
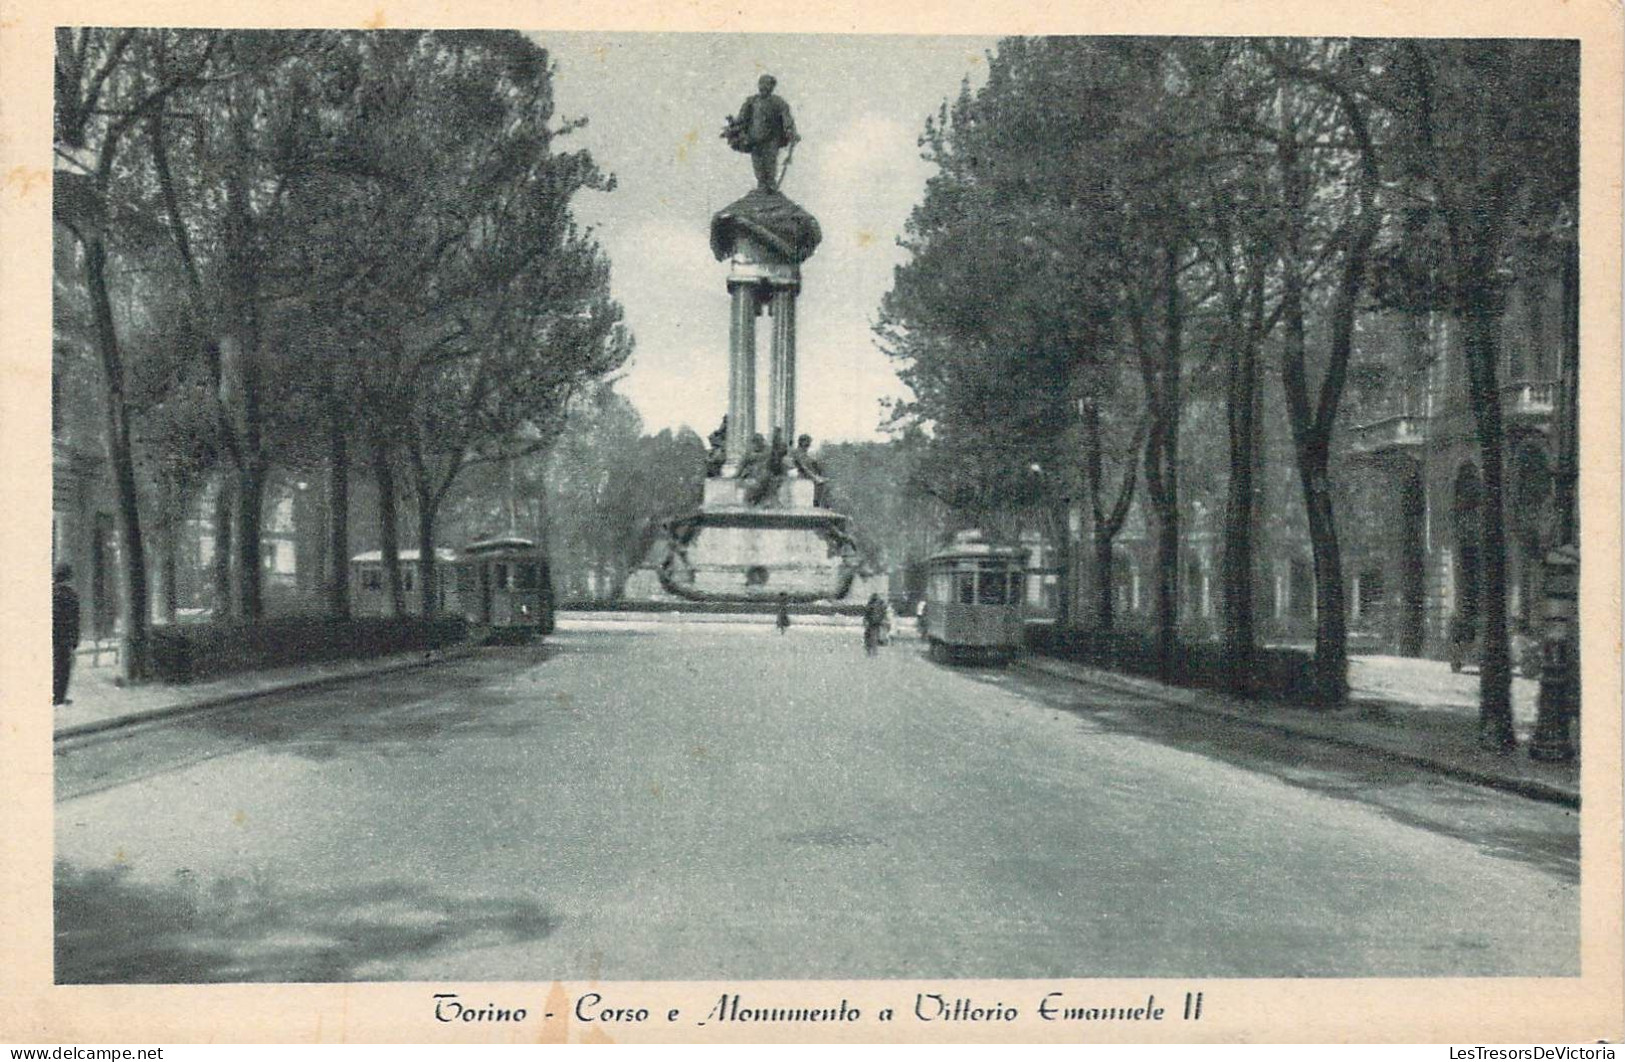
top-left (538, 33), bottom-right (997, 443)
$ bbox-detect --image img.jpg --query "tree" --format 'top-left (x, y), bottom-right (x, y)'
top-left (53, 28), bottom-right (213, 676)
top-left (877, 41), bottom-right (1146, 624)
top-left (1211, 39), bottom-right (1386, 703)
top-left (818, 432), bottom-right (956, 574)
top-left (540, 388), bottom-right (704, 600)
top-left (305, 32), bottom-right (632, 615)
top-left (138, 29), bottom-right (333, 621)
top-left (1076, 372), bottom-right (1147, 633)
top-left (1378, 40), bottom-right (1579, 746)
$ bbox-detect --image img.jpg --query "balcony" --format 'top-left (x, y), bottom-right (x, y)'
top-left (1501, 379), bottom-right (1558, 421)
top-left (1352, 414), bottom-right (1427, 457)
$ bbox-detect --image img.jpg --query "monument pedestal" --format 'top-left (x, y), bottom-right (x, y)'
top-left (623, 476), bottom-right (884, 604)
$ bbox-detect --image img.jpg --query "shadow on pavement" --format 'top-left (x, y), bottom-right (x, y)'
top-left (197, 674), bottom-right (551, 763)
top-left (55, 860), bottom-right (559, 983)
top-left (57, 648), bottom-right (563, 799)
top-left (980, 665), bottom-right (1579, 883)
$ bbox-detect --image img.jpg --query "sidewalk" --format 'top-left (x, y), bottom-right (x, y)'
top-left (54, 646), bottom-right (471, 741)
top-left (1024, 652), bottom-right (1580, 806)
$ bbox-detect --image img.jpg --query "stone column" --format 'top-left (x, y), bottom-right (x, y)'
top-left (767, 287), bottom-right (797, 447)
top-left (725, 281), bottom-right (758, 471)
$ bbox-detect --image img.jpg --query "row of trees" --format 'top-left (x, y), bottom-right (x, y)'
top-left (54, 29), bottom-right (631, 677)
top-left (437, 385), bottom-right (706, 601)
top-left (880, 37), bottom-right (1577, 745)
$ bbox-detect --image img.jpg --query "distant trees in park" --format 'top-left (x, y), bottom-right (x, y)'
top-left (880, 37), bottom-right (1576, 735)
top-left (54, 29), bottom-right (629, 676)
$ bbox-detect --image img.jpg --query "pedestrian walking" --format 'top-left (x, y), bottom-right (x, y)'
top-left (53, 564), bottom-right (81, 706)
top-left (863, 592), bottom-right (886, 657)
top-left (775, 591), bottom-right (791, 635)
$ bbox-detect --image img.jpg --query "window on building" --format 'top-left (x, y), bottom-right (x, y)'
top-left (271, 496), bottom-right (295, 533)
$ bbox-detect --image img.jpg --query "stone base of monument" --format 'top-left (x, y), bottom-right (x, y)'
top-left (621, 475), bottom-right (887, 605)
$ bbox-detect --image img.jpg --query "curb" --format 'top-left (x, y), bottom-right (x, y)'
top-left (1020, 657), bottom-right (1580, 809)
top-left (54, 645), bottom-right (478, 743)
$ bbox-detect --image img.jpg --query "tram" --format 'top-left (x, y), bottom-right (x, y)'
top-left (455, 536), bottom-right (554, 639)
top-left (350, 536), bottom-right (554, 639)
top-left (349, 548), bottom-right (458, 616)
top-left (920, 531), bottom-right (1028, 664)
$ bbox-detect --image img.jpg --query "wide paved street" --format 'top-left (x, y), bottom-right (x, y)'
top-left (55, 620), bottom-right (1578, 983)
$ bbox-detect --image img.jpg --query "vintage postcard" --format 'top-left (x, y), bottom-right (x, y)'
top-left (1, 0), bottom-right (1620, 1045)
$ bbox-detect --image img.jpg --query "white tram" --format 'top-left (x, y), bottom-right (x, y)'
top-left (350, 536), bottom-right (553, 639)
top-left (920, 531), bottom-right (1027, 664)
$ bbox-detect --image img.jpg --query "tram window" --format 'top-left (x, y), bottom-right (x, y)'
top-left (456, 565), bottom-right (476, 592)
top-left (1010, 571), bottom-right (1025, 603)
top-left (978, 571), bottom-right (1007, 605)
top-left (493, 563), bottom-right (510, 590)
top-left (956, 572), bottom-right (976, 604)
top-left (401, 567), bottom-right (416, 592)
top-left (515, 563), bottom-right (538, 589)
top-left (361, 567), bottom-right (381, 591)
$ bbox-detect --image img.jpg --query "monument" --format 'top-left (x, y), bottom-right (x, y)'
top-left (622, 78), bottom-right (885, 605)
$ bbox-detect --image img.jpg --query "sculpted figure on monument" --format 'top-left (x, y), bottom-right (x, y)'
top-left (790, 433), bottom-right (829, 506)
top-left (723, 74), bottom-right (799, 193)
top-left (735, 433), bottom-right (783, 507)
top-left (705, 415), bottom-right (729, 477)
top-left (769, 429), bottom-right (790, 478)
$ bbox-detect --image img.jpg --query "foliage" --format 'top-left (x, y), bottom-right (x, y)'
top-left (881, 35), bottom-right (1577, 714)
top-left (533, 386), bottom-right (705, 601)
top-left (53, 29), bottom-right (631, 635)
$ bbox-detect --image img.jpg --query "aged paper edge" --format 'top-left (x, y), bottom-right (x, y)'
top-left (1, 0), bottom-right (1619, 1044)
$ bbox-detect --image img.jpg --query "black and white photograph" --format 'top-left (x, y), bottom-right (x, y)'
top-left (5, 0), bottom-right (1622, 1045)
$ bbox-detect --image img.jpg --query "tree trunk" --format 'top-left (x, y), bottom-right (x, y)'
top-left (1301, 458), bottom-right (1348, 703)
top-left (326, 413), bottom-right (351, 618)
top-left (372, 438), bottom-right (405, 617)
top-left (1221, 330), bottom-right (1259, 694)
top-left (1153, 244), bottom-right (1183, 678)
top-left (223, 90), bottom-right (265, 623)
top-left (417, 500), bottom-right (439, 618)
top-left (235, 462), bottom-right (264, 620)
top-left (213, 474), bottom-right (234, 616)
top-left (159, 519), bottom-right (179, 624)
top-left (82, 234), bottom-right (149, 680)
top-left (1281, 287), bottom-right (1349, 705)
top-left (1273, 97), bottom-right (1376, 705)
top-left (1462, 298), bottom-right (1516, 750)
top-left (1093, 531), bottom-right (1116, 632)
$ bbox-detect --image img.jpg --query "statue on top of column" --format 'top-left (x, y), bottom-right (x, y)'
top-left (713, 76), bottom-right (822, 266)
top-left (722, 74), bottom-right (800, 193)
